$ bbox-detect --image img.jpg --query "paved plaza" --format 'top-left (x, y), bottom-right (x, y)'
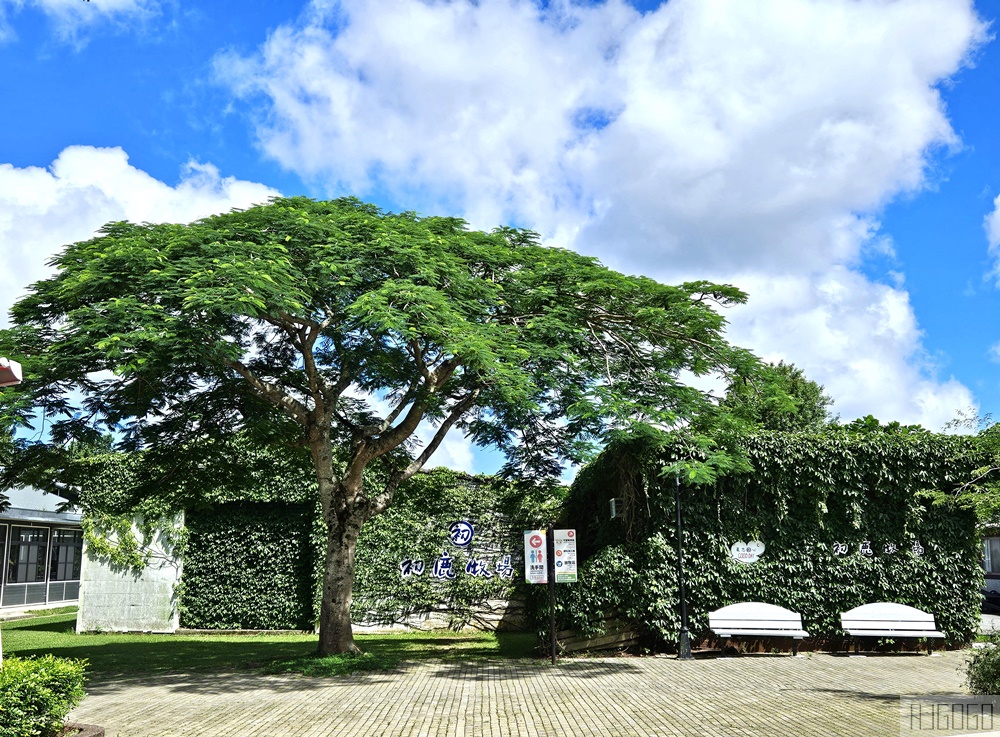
top-left (70, 650), bottom-right (978, 737)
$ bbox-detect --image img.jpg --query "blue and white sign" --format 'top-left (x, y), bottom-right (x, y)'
top-left (448, 520), bottom-right (475, 548)
top-left (433, 551), bottom-right (456, 579)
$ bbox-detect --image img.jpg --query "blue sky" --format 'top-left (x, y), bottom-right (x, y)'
top-left (0, 0), bottom-right (998, 472)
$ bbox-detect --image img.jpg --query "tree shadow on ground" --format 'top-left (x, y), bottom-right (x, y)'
top-left (802, 688), bottom-right (917, 706)
top-left (15, 639), bottom-right (319, 681)
top-left (426, 657), bottom-right (644, 682)
top-left (83, 664), bottom-right (405, 696)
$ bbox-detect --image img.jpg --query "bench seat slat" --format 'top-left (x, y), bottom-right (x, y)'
top-left (714, 629), bottom-right (809, 638)
top-left (842, 628), bottom-right (944, 638)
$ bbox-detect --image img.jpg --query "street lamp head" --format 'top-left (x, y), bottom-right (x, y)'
top-left (0, 357), bottom-right (22, 387)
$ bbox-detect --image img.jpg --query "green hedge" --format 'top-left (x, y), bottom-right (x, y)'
top-left (181, 502), bottom-right (318, 630)
top-left (560, 428), bottom-right (984, 646)
top-left (0, 656), bottom-right (86, 737)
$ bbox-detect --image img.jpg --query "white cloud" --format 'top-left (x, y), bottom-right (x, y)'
top-left (989, 341), bottom-right (1000, 364)
top-left (724, 268), bottom-right (976, 429)
top-left (985, 192), bottom-right (1000, 282)
top-left (0, 145), bottom-right (279, 325)
top-left (0, 0), bottom-right (157, 42)
top-left (217, 0), bottom-right (986, 428)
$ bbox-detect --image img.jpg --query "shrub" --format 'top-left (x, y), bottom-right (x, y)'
top-left (0, 655), bottom-right (87, 737)
top-left (967, 641), bottom-right (1000, 694)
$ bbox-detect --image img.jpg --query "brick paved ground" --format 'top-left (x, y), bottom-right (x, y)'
top-left (70, 651), bottom-right (974, 737)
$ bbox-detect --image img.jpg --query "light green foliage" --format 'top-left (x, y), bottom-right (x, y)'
top-left (722, 360), bottom-right (834, 432)
top-left (0, 196), bottom-right (752, 652)
top-left (924, 417), bottom-right (1000, 530)
top-left (0, 656), bottom-right (86, 737)
top-left (560, 427), bottom-right (983, 646)
top-left (967, 639), bottom-right (1000, 693)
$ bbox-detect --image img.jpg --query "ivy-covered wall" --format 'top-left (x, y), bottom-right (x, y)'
top-left (351, 469), bottom-right (551, 630)
top-left (181, 502), bottom-right (317, 630)
top-left (560, 428), bottom-right (985, 646)
top-left (179, 468), bottom-right (555, 630)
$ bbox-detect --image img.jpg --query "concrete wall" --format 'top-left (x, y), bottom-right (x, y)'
top-left (76, 514), bottom-right (183, 633)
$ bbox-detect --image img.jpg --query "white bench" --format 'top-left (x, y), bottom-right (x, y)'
top-left (709, 602), bottom-right (810, 656)
top-left (840, 602), bottom-right (945, 654)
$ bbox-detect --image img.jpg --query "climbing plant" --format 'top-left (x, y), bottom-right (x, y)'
top-left (560, 424), bottom-right (985, 646)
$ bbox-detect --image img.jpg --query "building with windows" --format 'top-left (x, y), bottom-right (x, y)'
top-left (1, 487), bottom-right (82, 614)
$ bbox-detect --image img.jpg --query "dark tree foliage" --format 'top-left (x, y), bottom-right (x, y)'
top-left (722, 360), bottom-right (834, 432)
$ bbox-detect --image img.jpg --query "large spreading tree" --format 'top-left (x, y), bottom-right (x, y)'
top-left (0, 196), bottom-right (753, 654)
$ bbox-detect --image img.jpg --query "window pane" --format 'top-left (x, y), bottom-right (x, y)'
top-left (988, 538), bottom-right (1000, 574)
top-left (8, 527), bottom-right (48, 584)
top-left (49, 529), bottom-right (82, 582)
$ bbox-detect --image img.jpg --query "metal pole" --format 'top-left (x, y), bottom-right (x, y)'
top-left (675, 473), bottom-right (693, 660)
top-left (547, 523), bottom-right (557, 665)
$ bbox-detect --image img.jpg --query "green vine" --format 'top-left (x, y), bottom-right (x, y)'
top-left (560, 425), bottom-right (985, 646)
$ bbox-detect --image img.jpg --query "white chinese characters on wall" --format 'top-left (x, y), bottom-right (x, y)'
top-left (398, 520), bottom-right (516, 580)
top-left (832, 540), bottom-right (925, 557)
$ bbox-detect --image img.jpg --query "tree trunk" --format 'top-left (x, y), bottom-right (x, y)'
top-left (317, 515), bottom-right (364, 655)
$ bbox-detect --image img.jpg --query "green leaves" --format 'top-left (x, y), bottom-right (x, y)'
top-left (561, 427), bottom-right (984, 645)
top-left (3, 195), bottom-right (751, 484)
top-left (2, 195), bottom-right (755, 653)
top-left (0, 655), bottom-right (87, 737)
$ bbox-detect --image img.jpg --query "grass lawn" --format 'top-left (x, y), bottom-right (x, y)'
top-left (1, 609), bottom-right (539, 680)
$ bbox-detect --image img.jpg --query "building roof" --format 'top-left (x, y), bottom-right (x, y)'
top-left (0, 507), bottom-right (82, 526)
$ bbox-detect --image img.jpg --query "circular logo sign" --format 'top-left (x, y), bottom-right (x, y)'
top-left (448, 521), bottom-right (475, 547)
top-left (529, 534), bottom-right (544, 549)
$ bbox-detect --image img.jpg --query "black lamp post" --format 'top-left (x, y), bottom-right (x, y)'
top-left (675, 472), bottom-right (693, 660)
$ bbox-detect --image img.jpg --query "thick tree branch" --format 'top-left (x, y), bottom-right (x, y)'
top-left (402, 389), bottom-right (481, 481)
top-left (371, 388), bottom-right (482, 514)
top-left (222, 358), bottom-right (310, 425)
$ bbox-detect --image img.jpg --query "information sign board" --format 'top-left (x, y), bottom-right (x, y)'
top-left (524, 530), bottom-right (547, 584)
top-left (553, 529), bottom-right (578, 582)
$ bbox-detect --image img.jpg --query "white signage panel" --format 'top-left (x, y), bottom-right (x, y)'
top-left (730, 540), bottom-right (765, 564)
top-left (524, 530), bottom-right (548, 584)
top-left (554, 529), bottom-right (578, 583)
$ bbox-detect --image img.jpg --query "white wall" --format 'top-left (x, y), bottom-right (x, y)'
top-left (76, 514), bottom-right (184, 633)
top-left (5, 487), bottom-right (75, 512)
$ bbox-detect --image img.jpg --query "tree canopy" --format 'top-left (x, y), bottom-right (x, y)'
top-left (0, 196), bottom-right (754, 653)
top-left (721, 360), bottom-right (834, 432)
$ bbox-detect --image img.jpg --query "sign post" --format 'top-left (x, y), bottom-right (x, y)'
top-left (525, 527), bottom-right (577, 664)
top-left (547, 525), bottom-right (556, 665)
top-left (675, 473), bottom-right (693, 661)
